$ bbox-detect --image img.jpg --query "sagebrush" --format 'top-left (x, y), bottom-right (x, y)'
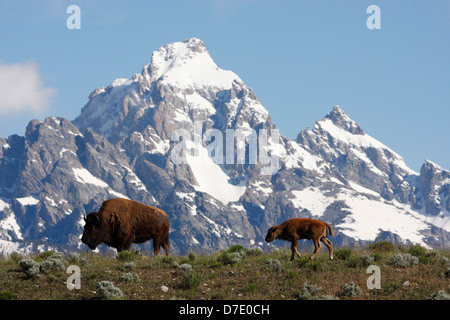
top-left (1, 244), bottom-right (450, 300)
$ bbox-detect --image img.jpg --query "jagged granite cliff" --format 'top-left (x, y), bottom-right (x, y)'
top-left (1, 38), bottom-right (449, 255)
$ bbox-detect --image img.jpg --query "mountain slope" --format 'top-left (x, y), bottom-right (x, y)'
top-left (1, 38), bottom-right (449, 255)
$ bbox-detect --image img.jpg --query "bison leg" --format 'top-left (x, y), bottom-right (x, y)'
top-left (162, 238), bottom-right (170, 256)
top-left (310, 238), bottom-right (321, 260)
top-left (153, 241), bottom-right (161, 257)
top-left (153, 234), bottom-right (169, 257)
top-left (321, 237), bottom-right (333, 260)
top-left (116, 237), bottom-right (133, 252)
top-left (290, 240), bottom-right (301, 261)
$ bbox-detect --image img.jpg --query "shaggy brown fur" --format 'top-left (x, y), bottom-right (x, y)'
top-left (265, 218), bottom-right (334, 260)
top-left (81, 198), bottom-right (170, 256)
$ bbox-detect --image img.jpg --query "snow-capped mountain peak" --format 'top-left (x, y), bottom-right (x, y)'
top-left (74, 38), bottom-right (265, 143)
top-left (324, 105), bottom-right (364, 135)
top-left (1, 38), bottom-right (450, 256)
top-left (146, 38), bottom-right (241, 90)
top-left (297, 106), bottom-right (417, 178)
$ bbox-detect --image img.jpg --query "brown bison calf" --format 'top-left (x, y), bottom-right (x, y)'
top-left (265, 218), bottom-right (334, 260)
top-left (81, 198), bottom-right (170, 256)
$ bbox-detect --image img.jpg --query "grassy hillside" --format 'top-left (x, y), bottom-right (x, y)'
top-left (1, 242), bottom-right (450, 300)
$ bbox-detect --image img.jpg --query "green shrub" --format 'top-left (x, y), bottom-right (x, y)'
top-left (294, 256), bottom-right (310, 268)
top-left (179, 263), bottom-right (193, 272)
top-left (39, 252), bottom-right (66, 273)
top-left (97, 281), bottom-right (124, 299)
top-left (335, 247), bottom-right (352, 260)
top-left (116, 250), bottom-right (140, 262)
top-left (122, 262), bottom-right (136, 271)
top-left (371, 252), bottom-right (383, 262)
top-left (181, 271), bottom-right (205, 289)
top-left (346, 256), bottom-right (360, 268)
top-left (19, 251), bottom-right (67, 279)
top-left (159, 255), bottom-right (175, 265)
top-left (8, 252), bottom-right (22, 264)
top-left (38, 250), bottom-right (55, 261)
top-left (68, 253), bottom-right (88, 266)
top-left (216, 245), bottom-right (252, 265)
top-left (18, 259), bottom-right (41, 279)
top-left (392, 253), bottom-right (419, 268)
top-left (342, 282), bottom-right (361, 298)
top-left (188, 252), bottom-right (197, 262)
top-left (309, 260), bottom-right (323, 272)
top-left (0, 291), bottom-right (14, 300)
top-left (220, 252), bottom-right (242, 265)
top-left (407, 246), bottom-right (438, 264)
top-left (228, 245), bottom-right (245, 253)
top-left (293, 256), bottom-right (323, 271)
top-left (217, 251), bottom-right (244, 265)
top-left (429, 290), bottom-right (450, 300)
top-left (408, 245), bottom-right (427, 257)
top-left (265, 259), bottom-right (284, 272)
top-left (425, 249), bottom-right (438, 259)
top-left (245, 247), bottom-right (263, 256)
top-left (122, 272), bottom-right (140, 283)
top-left (369, 241), bottom-right (395, 253)
top-left (297, 282), bottom-right (322, 300)
top-left (360, 255), bottom-right (375, 266)
top-left (286, 270), bottom-right (296, 279)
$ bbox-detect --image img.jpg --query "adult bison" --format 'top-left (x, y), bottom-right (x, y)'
top-left (265, 218), bottom-right (334, 261)
top-left (81, 198), bottom-right (170, 256)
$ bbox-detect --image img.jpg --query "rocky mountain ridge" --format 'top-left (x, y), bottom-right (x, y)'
top-left (1, 38), bottom-right (449, 255)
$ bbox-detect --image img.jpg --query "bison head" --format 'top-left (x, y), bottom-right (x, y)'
top-left (81, 212), bottom-right (103, 250)
top-left (265, 226), bottom-right (279, 243)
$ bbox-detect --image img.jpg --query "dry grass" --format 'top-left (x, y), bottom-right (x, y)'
top-left (1, 243), bottom-right (449, 300)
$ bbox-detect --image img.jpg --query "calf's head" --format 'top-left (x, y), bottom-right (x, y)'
top-left (265, 226), bottom-right (280, 243)
top-left (81, 212), bottom-right (103, 250)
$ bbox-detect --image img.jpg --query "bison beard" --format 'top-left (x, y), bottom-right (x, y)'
top-left (81, 198), bottom-right (170, 256)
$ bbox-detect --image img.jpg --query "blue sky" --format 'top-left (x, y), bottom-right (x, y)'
top-left (0, 0), bottom-right (449, 171)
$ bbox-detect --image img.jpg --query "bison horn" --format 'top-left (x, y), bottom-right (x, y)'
top-left (83, 215), bottom-right (86, 222)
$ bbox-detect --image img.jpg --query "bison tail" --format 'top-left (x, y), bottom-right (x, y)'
top-left (326, 223), bottom-right (334, 236)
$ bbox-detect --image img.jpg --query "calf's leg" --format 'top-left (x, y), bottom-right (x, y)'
top-left (321, 237), bottom-right (333, 260)
top-left (290, 239), bottom-right (301, 261)
top-left (310, 238), bottom-right (321, 260)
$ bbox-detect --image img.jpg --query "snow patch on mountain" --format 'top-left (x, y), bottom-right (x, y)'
top-left (335, 192), bottom-right (429, 247)
top-left (0, 205), bottom-right (22, 240)
top-left (284, 140), bottom-right (325, 173)
top-left (17, 196), bottom-right (39, 206)
top-left (73, 168), bottom-right (109, 188)
top-left (186, 142), bottom-right (247, 204)
top-left (290, 188), bottom-right (334, 216)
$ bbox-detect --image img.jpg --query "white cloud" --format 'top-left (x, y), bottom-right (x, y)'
top-left (0, 61), bottom-right (56, 115)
